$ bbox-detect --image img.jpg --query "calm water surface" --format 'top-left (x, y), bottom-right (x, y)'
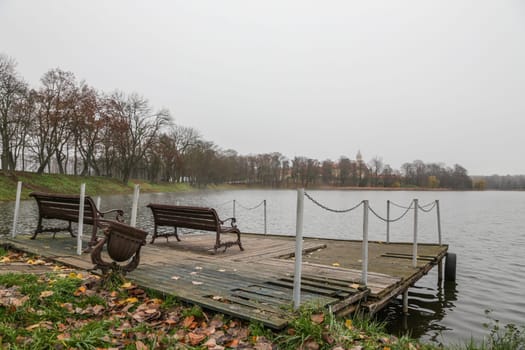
top-left (1, 189), bottom-right (524, 345)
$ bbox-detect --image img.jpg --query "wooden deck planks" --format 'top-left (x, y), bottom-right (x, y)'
top-left (1, 232), bottom-right (447, 328)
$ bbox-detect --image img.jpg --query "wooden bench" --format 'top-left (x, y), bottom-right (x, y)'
top-left (91, 220), bottom-right (148, 274)
top-left (29, 192), bottom-right (124, 249)
top-left (147, 203), bottom-right (244, 253)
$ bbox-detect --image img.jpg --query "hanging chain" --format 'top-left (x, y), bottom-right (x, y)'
top-left (418, 201), bottom-right (437, 213)
top-left (369, 203), bottom-right (414, 223)
top-left (236, 200), bottom-right (265, 211)
top-left (389, 200), bottom-right (413, 209)
top-left (304, 191), bottom-right (363, 213)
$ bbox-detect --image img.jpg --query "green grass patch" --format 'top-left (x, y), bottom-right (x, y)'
top-left (0, 171), bottom-right (200, 201)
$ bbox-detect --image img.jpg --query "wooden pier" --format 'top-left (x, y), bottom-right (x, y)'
top-left (1, 232), bottom-right (447, 329)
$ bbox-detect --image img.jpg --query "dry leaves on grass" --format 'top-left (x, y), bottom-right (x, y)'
top-left (0, 286), bottom-right (29, 307)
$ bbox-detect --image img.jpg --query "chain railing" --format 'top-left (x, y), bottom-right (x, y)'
top-left (233, 199), bottom-right (268, 234)
top-left (304, 191), bottom-right (364, 213)
top-left (293, 189), bottom-right (443, 303)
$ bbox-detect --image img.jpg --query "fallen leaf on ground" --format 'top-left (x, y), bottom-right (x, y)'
top-left (345, 319), bottom-right (353, 329)
top-left (135, 340), bottom-right (148, 350)
top-left (310, 313), bottom-right (324, 324)
top-left (121, 282), bottom-right (133, 289)
top-left (332, 262), bottom-right (340, 267)
top-left (183, 316), bottom-right (195, 328)
top-left (74, 286), bottom-right (87, 296)
top-left (189, 332), bottom-right (207, 346)
top-left (40, 291), bottom-right (54, 298)
top-left (171, 276), bottom-right (180, 280)
top-left (192, 281), bottom-right (203, 285)
top-left (226, 338), bottom-right (239, 348)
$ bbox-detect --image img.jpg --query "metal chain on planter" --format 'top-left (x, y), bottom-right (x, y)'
top-left (304, 191), bottom-right (363, 213)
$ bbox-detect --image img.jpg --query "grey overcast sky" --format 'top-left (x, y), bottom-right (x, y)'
top-left (1, 1), bottom-right (524, 175)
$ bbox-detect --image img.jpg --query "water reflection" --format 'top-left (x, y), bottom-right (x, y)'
top-left (380, 277), bottom-right (458, 344)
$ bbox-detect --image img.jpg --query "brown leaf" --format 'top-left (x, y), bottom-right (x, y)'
top-left (91, 304), bottom-right (105, 315)
top-left (40, 291), bottom-right (54, 298)
top-left (322, 332), bottom-right (334, 344)
top-left (226, 338), bottom-right (239, 348)
top-left (310, 313), bottom-right (324, 324)
top-left (204, 338), bottom-right (217, 348)
top-left (56, 333), bottom-right (70, 341)
top-left (74, 286), bottom-right (87, 296)
top-left (202, 326), bottom-right (216, 336)
top-left (183, 315), bottom-right (195, 328)
top-left (135, 340), bottom-right (148, 350)
top-left (188, 332), bottom-right (207, 346)
top-left (302, 339), bottom-right (319, 350)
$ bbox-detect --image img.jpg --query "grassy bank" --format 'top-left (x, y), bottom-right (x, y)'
top-left (0, 171), bottom-right (195, 202)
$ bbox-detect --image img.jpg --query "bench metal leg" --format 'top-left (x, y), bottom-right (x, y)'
top-left (31, 217), bottom-right (43, 240)
top-left (150, 224), bottom-right (158, 244)
top-left (67, 221), bottom-right (74, 237)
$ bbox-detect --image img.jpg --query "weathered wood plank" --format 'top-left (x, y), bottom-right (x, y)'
top-left (1, 232), bottom-right (447, 329)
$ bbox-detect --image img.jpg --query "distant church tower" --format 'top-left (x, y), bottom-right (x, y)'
top-left (356, 150), bottom-right (363, 164)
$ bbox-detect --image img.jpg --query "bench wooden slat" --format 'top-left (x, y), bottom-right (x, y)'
top-left (29, 192), bottom-right (124, 250)
top-left (147, 203), bottom-right (243, 253)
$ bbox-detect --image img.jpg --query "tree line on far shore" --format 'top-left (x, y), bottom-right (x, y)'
top-left (1, 54), bottom-right (473, 189)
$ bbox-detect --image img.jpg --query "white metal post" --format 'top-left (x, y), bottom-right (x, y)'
top-left (436, 200), bottom-right (442, 245)
top-left (362, 200), bottom-right (369, 285)
top-left (293, 188), bottom-right (305, 309)
top-left (263, 199), bottom-right (267, 235)
top-left (233, 199), bottom-right (236, 219)
top-left (96, 196), bottom-right (101, 210)
top-left (386, 200), bottom-right (390, 243)
top-left (77, 183), bottom-right (86, 255)
top-left (130, 184), bottom-right (140, 227)
top-left (412, 199), bottom-right (418, 268)
top-left (11, 181), bottom-right (22, 238)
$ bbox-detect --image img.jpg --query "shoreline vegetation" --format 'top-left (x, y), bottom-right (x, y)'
top-left (1, 171), bottom-right (469, 202)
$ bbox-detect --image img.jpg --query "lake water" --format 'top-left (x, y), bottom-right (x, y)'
top-left (1, 189), bottom-right (524, 346)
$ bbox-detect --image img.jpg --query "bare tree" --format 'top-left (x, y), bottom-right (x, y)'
top-left (106, 92), bottom-right (171, 183)
top-left (369, 156), bottom-right (384, 186)
top-left (0, 54), bottom-right (28, 171)
top-left (338, 157), bottom-right (352, 186)
top-left (170, 125), bottom-right (200, 182)
top-left (71, 83), bottom-right (102, 175)
top-left (10, 89), bottom-right (35, 170)
top-left (30, 69), bottom-right (77, 174)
